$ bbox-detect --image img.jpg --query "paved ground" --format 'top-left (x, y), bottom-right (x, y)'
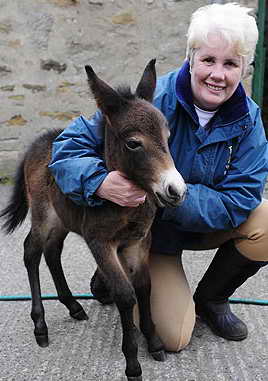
top-left (0, 185), bottom-right (267, 381)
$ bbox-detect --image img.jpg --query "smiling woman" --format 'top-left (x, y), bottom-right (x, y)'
top-left (190, 36), bottom-right (243, 111)
top-left (186, 2), bottom-right (258, 76)
top-left (185, 3), bottom-right (258, 112)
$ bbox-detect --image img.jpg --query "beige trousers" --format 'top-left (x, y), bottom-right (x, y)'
top-left (140, 200), bottom-right (268, 352)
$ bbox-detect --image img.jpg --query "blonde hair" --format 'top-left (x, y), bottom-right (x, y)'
top-left (186, 2), bottom-right (259, 76)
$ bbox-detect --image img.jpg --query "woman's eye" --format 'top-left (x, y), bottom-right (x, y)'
top-left (225, 61), bottom-right (237, 67)
top-left (203, 57), bottom-right (214, 64)
top-left (125, 140), bottom-right (142, 150)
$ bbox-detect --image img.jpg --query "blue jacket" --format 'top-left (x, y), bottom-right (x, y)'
top-left (48, 61), bottom-right (268, 233)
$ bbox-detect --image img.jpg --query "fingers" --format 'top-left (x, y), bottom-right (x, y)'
top-left (125, 195), bottom-right (146, 208)
top-left (95, 171), bottom-right (147, 207)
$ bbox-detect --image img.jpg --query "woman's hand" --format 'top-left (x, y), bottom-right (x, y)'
top-left (96, 171), bottom-right (146, 207)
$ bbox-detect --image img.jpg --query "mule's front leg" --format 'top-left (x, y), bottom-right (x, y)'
top-left (134, 262), bottom-right (166, 362)
top-left (117, 302), bottom-right (142, 381)
top-left (87, 238), bottom-right (142, 381)
top-left (124, 242), bottom-right (166, 362)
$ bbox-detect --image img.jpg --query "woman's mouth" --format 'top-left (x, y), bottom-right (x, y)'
top-left (205, 83), bottom-right (225, 91)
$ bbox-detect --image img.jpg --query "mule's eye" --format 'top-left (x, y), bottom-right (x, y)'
top-left (125, 139), bottom-right (142, 150)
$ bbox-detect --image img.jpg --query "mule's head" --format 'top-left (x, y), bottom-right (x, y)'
top-left (85, 60), bottom-right (186, 207)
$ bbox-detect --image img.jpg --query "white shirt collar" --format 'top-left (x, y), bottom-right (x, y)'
top-left (194, 104), bottom-right (218, 128)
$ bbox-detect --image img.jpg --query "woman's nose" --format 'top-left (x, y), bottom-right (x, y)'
top-left (209, 65), bottom-right (225, 81)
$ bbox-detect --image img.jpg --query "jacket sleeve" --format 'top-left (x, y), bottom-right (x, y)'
top-left (48, 112), bottom-right (108, 206)
top-left (161, 106), bottom-right (268, 232)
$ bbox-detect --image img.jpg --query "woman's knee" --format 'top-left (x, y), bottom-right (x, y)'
top-left (148, 253), bottom-right (195, 352)
top-left (234, 199), bottom-right (268, 261)
top-left (133, 299), bottom-right (195, 352)
top-left (161, 298), bottom-right (195, 352)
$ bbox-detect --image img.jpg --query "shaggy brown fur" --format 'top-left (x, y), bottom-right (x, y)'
top-left (0, 60), bottom-right (185, 381)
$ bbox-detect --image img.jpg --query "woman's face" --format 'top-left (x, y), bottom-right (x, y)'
top-left (190, 35), bottom-right (243, 111)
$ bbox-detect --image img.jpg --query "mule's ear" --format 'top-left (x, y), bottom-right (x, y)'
top-left (85, 65), bottom-right (125, 116)
top-left (135, 59), bottom-right (156, 103)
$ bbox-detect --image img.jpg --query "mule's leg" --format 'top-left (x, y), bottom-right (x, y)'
top-left (118, 305), bottom-right (142, 381)
top-left (43, 231), bottom-right (88, 321)
top-left (24, 230), bottom-right (48, 347)
top-left (86, 238), bottom-right (142, 381)
top-left (124, 243), bottom-right (166, 362)
top-left (90, 267), bottom-right (114, 305)
top-left (134, 262), bottom-right (166, 361)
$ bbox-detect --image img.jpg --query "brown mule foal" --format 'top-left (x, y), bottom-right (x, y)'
top-left (0, 60), bottom-right (186, 381)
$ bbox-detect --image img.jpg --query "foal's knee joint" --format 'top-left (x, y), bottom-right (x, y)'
top-left (114, 290), bottom-right (137, 310)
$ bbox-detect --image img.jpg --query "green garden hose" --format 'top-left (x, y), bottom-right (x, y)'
top-left (0, 293), bottom-right (267, 305)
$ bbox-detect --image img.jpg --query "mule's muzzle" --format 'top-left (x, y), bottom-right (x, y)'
top-left (152, 168), bottom-right (187, 208)
top-left (155, 183), bottom-right (187, 208)
top-left (167, 183), bottom-right (186, 203)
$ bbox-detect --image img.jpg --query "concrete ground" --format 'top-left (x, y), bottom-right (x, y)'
top-left (0, 185), bottom-right (267, 381)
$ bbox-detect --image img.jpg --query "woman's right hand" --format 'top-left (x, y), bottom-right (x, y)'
top-left (96, 171), bottom-right (146, 207)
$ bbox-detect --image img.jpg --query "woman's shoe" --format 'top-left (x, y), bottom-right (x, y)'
top-left (194, 299), bottom-right (248, 340)
top-left (193, 240), bottom-right (267, 340)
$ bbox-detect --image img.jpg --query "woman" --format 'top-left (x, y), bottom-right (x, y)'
top-left (49, 3), bottom-right (268, 352)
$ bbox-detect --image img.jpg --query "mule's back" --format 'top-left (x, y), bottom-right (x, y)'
top-left (0, 129), bottom-right (63, 234)
top-left (24, 129), bottom-right (62, 190)
top-left (23, 129), bottom-right (70, 236)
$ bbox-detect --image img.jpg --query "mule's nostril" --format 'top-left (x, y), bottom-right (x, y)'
top-left (168, 184), bottom-right (180, 198)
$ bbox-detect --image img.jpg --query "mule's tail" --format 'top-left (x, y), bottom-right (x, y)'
top-left (0, 158), bottom-right (28, 234)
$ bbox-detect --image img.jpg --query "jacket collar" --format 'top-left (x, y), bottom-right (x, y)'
top-left (175, 60), bottom-right (249, 126)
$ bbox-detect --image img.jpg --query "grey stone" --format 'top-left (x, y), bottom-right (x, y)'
top-left (22, 84), bottom-right (47, 92)
top-left (40, 59), bottom-right (67, 73)
top-left (88, 0), bottom-right (103, 5)
top-left (0, 85), bottom-right (15, 91)
top-left (28, 13), bottom-right (54, 50)
top-left (0, 65), bottom-right (11, 76)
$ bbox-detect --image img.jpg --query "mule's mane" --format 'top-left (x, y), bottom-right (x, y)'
top-left (116, 85), bottom-right (136, 101)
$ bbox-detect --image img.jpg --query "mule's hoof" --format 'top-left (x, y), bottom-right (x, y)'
top-left (127, 376), bottom-right (142, 381)
top-left (151, 349), bottom-right (167, 362)
top-left (70, 309), bottom-right (88, 321)
top-left (35, 334), bottom-right (49, 348)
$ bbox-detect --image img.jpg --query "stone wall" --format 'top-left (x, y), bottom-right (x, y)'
top-left (0, 0), bottom-right (258, 178)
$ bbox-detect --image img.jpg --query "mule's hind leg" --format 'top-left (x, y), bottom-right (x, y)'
top-left (24, 230), bottom-right (48, 347)
top-left (43, 230), bottom-right (88, 321)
